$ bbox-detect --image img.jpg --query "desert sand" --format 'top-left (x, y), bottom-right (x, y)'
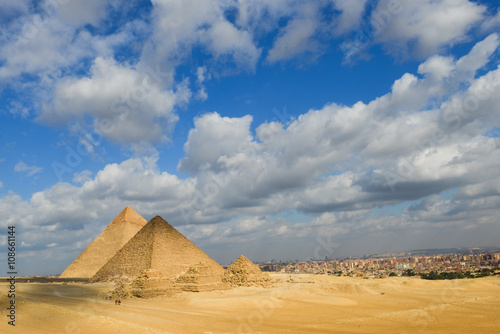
top-left (1, 274), bottom-right (500, 334)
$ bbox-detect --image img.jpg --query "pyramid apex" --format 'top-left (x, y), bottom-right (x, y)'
top-left (149, 215), bottom-right (173, 226)
top-left (108, 205), bottom-right (147, 227)
top-left (121, 205), bottom-right (134, 214)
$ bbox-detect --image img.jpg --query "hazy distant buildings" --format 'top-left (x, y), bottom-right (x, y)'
top-left (259, 252), bottom-right (500, 277)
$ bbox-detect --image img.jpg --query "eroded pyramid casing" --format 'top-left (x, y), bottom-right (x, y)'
top-left (60, 206), bottom-right (147, 278)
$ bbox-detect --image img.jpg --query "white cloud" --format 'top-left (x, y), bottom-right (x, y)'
top-left (147, 0), bottom-right (261, 71)
top-left (0, 181), bottom-right (3, 188)
top-left (39, 57), bottom-right (189, 147)
top-left (0, 2), bottom-right (139, 80)
top-left (73, 170), bottom-right (93, 184)
top-left (455, 33), bottom-right (499, 77)
top-left (235, 0), bottom-right (297, 34)
top-left (195, 66), bottom-right (209, 101)
top-left (330, 0), bottom-right (368, 35)
top-left (0, 0), bottom-right (30, 19)
top-left (373, 0), bottom-right (486, 57)
top-left (55, 0), bottom-right (112, 27)
top-left (266, 2), bottom-right (321, 63)
top-left (0, 19), bottom-right (89, 79)
top-left (267, 17), bottom-right (319, 63)
top-left (417, 55), bottom-right (455, 82)
top-left (14, 161), bottom-right (43, 177)
top-left (178, 112), bottom-right (254, 173)
top-left (203, 20), bottom-right (262, 70)
top-left (176, 35), bottom-right (500, 220)
top-left (7, 101), bottom-right (30, 118)
top-left (481, 9), bottom-right (500, 32)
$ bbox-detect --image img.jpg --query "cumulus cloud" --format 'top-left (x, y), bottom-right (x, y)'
top-left (178, 112), bottom-right (254, 173)
top-left (373, 0), bottom-right (486, 58)
top-left (235, 0), bottom-right (298, 34)
top-left (481, 8), bottom-right (500, 32)
top-left (267, 16), bottom-right (319, 63)
top-left (237, 0), bottom-right (368, 63)
top-left (0, 19), bottom-right (88, 79)
top-left (330, 0), bottom-right (368, 35)
top-left (0, 0), bottom-right (132, 79)
top-left (202, 20), bottom-right (262, 70)
top-left (175, 34), bottom-right (500, 220)
top-left (73, 170), bottom-right (93, 184)
top-left (39, 57), bottom-right (189, 147)
top-left (14, 161), bottom-right (43, 176)
top-left (0, 0), bottom-right (30, 20)
top-left (195, 66), bottom-right (209, 100)
top-left (55, 0), bottom-right (113, 27)
top-left (146, 0), bottom-right (261, 71)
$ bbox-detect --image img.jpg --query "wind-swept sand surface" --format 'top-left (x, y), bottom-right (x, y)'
top-left (1, 274), bottom-right (500, 333)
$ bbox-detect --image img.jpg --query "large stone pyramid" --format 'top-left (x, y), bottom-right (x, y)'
top-left (60, 206), bottom-right (147, 278)
top-left (91, 216), bottom-right (225, 284)
top-left (223, 255), bottom-right (273, 287)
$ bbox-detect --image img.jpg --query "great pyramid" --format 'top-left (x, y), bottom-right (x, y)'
top-left (60, 206), bottom-right (147, 278)
top-left (91, 216), bottom-right (225, 285)
top-left (223, 255), bottom-right (273, 287)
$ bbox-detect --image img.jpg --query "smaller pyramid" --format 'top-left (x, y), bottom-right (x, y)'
top-left (60, 206), bottom-right (147, 278)
top-left (223, 255), bottom-right (273, 287)
top-left (175, 263), bottom-right (230, 292)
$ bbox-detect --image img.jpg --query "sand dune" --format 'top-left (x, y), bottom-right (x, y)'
top-left (1, 274), bottom-right (500, 333)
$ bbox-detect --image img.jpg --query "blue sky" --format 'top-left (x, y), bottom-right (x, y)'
top-left (1, 0), bottom-right (500, 275)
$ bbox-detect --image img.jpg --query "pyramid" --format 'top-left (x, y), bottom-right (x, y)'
top-left (175, 263), bottom-right (230, 292)
top-left (91, 216), bottom-right (225, 285)
top-left (60, 206), bottom-right (147, 278)
top-left (223, 255), bottom-right (273, 287)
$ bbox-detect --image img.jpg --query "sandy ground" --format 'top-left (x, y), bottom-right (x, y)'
top-left (1, 273), bottom-right (500, 333)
